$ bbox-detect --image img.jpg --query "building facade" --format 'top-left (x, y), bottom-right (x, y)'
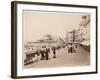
top-left (78, 15), bottom-right (90, 51)
top-left (66, 29), bottom-right (79, 44)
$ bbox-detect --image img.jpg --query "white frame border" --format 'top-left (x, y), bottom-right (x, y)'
top-left (16, 3), bottom-right (97, 76)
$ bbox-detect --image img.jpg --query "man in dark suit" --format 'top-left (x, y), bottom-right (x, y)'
top-left (40, 47), bottom-right (45, 60)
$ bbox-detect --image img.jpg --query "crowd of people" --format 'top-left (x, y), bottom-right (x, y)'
top-left (39, 46), bottom-right (56, 60)
top-left (24, 44), bottom-right (78, 65)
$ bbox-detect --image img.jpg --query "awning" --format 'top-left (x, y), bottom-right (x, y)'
top-left (80, 40), bottom-right (90, 46)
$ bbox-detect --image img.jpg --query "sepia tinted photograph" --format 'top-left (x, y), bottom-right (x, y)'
top-left (23, 11), bottom-right (90, 68)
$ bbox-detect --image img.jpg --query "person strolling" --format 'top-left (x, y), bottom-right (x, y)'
top-left (40, 47), bottom-right (45, 60)
top-left (52, 47), bottom-right (56, 58)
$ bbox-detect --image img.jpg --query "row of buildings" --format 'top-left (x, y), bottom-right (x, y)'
top-left (65, 15), bottom-right (90, 51)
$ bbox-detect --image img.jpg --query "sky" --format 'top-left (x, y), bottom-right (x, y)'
top-left (23, 10), bottom-right (89, 43)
